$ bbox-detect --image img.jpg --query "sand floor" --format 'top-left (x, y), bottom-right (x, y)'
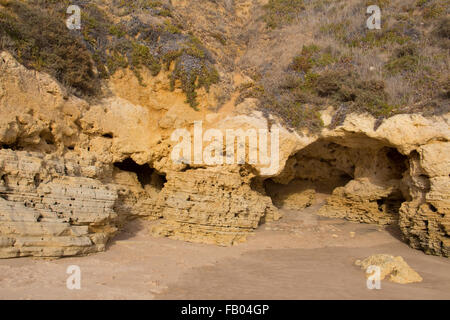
top-left (1, 202), bottom-right (449, 300)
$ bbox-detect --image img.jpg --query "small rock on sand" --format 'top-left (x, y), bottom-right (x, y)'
top-left (355, 254), bottom-right (423, 284)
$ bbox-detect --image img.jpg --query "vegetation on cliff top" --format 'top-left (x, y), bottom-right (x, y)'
top-left (262, 0), bottom-right (306, 29)
top-left (0, 0), bottom-right (448, 128)
top-left (0, 0), bottom-right (99, 94)
top-left (0, 0), bottom-right (219, 108)
top-left (251, 0), bottom-right (449, 131)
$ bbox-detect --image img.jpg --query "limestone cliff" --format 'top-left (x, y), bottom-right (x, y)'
top-left (0, 0), bottom-right (449, 258)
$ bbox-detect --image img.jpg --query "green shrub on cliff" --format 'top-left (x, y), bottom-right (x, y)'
top-left (262, 0), bottom-right (305, 29)
top-left (0, 0), bottom-right (99, 95)
top-left (0, 0), bottom-right (219, 109)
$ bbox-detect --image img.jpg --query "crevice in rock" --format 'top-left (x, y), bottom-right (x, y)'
top-left (262, 136), bottom-right (410, 224)
top-left (39, 130), bottom-right (55, 146)
top-left (375, 189), bottom-right (407, 215)
top-left (102, 133), bottom-right (113, 139)
top-left (33, 174), bottom-right (41, 188)
top-left (0, 143), bottom-right (21, 151)
top-left (386, 148), bottom-right (408, 179)
top-left (113, 158), bottom-right (167, 190)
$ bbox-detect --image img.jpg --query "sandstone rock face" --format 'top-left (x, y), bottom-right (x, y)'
top-left (333, 119), bottom-right (450, 257)
top-left (0, 150), bottom-right (117, 258)
top-left (0, 50), bottom-right (449, 258)
top-left (399, 143), bottom-right (450, 257)
top-left (317, 146), bottom-right (408, 225)
top-left (265, 180), bottom-right (316, 210)
top-left (0, 52), bottom-right (88, 154)
top-left (264, 114), bottom-right (449, 257)
top-left (151, 166), bottom-right (279, 246)
top-left (355, 254), bottom-right (423, 284)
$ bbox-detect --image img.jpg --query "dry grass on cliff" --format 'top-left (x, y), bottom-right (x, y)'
top-left (0, 0), bottom-right (220, 108)
top-left (241, 0), bottom-right (450, 131)
top-left (0, 0), bottom-right (448, 124)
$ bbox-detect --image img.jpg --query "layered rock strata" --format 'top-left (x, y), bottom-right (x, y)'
top-left (399, 143), bottom-right (450, 257)
top-left (0, 50), bottom-right (449, 257)
top-left (0, 149), bottom-right (117, 258)
top-left (151, 167), bottom-right (279, 245)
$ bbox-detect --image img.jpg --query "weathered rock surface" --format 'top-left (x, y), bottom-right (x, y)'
top-left (399, 142), bottom-right (450, 257)
top-left (317, 146), bottom-right (408, 226)
top-left (355, 254), bottom-right (423, 284)
top-left (151, 166), bottom-right (279, 246)
top-left (262, 112), bottom-right (449, 257)
top-left (0, 49), bottom-right (449, 258)
top-left (265, 180), bottom-right (316, 210)
top-left (0, 149), bottom-right (117, 258)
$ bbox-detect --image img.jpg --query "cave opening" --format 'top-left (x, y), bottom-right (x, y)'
top-left (0, 143), bottom-right (22, 151)
top-left (0, 174), bottom-right (6, 198)
top-left (262, 136), bottom-right (410, 224)
top-left (113, 158), bottom-right (167, 190)
top-left (39, 130), bottom-right (55, 146)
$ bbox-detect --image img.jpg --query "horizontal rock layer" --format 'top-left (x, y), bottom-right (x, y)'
top-left (151, 167), bottom-right (280, 246)
top-left (0, 150), bottom-right (118, 258)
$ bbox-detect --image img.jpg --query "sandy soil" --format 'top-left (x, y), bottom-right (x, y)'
top-left (1, 200), bottom-right (449, 300)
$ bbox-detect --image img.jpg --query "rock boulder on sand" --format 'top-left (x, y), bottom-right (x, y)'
top-left (355, 254), bottom-right (423, 284)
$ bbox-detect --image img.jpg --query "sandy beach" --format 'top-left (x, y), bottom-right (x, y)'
top-left (1, 202), bottom-right (449, 300)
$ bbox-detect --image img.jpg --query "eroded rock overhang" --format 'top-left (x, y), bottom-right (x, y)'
top-left (0, 51), bottom-right (449, 258)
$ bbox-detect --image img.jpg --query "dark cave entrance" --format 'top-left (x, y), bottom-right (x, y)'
top-left (263, 136), bottom-right (410, 223)
top-left (113, 158), bottom-right (167, 191)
